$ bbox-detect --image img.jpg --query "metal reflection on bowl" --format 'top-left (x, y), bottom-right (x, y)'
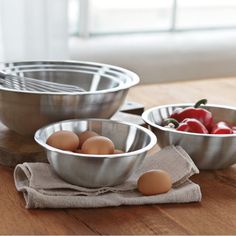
top-left (142, 104), bottom-right (236, 170)
top-left (34, 119), bottom-right (157, 187)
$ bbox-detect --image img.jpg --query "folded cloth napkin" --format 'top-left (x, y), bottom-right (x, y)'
top-left (14, 145), bottom-right (202, 209)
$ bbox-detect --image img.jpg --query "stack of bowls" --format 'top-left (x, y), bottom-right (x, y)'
top-left (0, 61), bottom-right (139, 135)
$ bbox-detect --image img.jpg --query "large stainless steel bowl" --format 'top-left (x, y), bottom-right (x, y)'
top-left (34, 119), bottom-right (157, 187)
top-left (142, 104), bottom-right (236, 170)
top-left (0, 61), bottom-right (139, 135)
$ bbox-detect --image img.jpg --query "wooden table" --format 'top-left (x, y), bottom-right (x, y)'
top-left (1, 77), bottom-right (236, 235)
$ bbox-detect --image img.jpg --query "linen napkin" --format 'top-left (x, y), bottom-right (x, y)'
top-left (14, 145), bottom-right (201, 209)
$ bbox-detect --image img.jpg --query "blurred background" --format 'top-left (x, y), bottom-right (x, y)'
top-left (1, 0), bottom-right (236, 83)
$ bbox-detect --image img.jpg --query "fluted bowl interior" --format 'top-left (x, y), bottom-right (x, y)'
top-left (0, 61), bottom-right (139, 135)
top-left (142, 104), bottom-right (236, 170)
top-left (34, 119), bottom-right (157, 187)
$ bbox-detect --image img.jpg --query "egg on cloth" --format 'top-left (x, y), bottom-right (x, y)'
top-left (81, 136), bottom-right (115, 155)
top-left (137, 170), bottom-right (172, 196)
top-left (46, 130), bottom-right (79, 151)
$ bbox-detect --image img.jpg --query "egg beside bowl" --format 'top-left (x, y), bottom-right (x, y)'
top-left (142, 104), bottom-right (236, 170)
top-left (34, 119), bottom-right (157, 187)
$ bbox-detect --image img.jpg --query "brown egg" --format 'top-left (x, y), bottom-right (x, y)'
top-left (74, 149), bottom-right (82, 153)
top-left (47, 130), bottom-right (79, 151)
top-left (137, 170), bottom-right (172, 196)
top-left (81, 136), bottom-right (115, 155)
top-left (114, 149), bottom-right (124, 154)
top-left (78, 130), bottom-right (99, 148)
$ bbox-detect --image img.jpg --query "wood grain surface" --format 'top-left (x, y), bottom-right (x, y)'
top-left (1, 77), bottom-right (236, 235)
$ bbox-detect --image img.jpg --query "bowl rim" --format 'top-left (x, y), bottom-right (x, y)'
top-left (142, 103), bottom-right (236, 138)
top-left (0, 60), bottom-right (140, 95)
top-left (34, 118), bottom-right (157, 159)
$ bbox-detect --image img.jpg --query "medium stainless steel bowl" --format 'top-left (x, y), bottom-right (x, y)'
top-left (0, 61), bottom-right (139, 135)
top-left (34, 119), bottom-right (157, 187)
top-left (142, 104), bottom-right (236, 170)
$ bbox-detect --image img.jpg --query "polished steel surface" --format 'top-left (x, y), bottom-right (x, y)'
top-left (0, 71), bottom-right (85, 92)
top-left (0, 61), bottom-right (139, 135)
top-left (142, 104), bottom-right (236, 170)
top-left (34, 119), bottom-right (157, 187)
